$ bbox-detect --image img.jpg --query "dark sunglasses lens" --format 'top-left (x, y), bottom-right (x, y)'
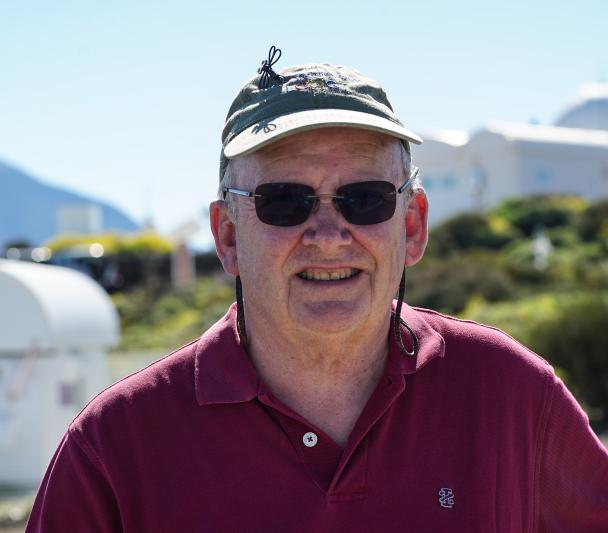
top-left (336, 181), bottom-right (397, 225)
top-left (254, 183), bottom-right (316, 226)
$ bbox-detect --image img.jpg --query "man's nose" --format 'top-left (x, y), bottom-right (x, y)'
top-left (301, 196), bottom-right (353, 248)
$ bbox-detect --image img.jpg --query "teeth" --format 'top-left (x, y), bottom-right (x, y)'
top-left (298, 268), bottom-right (359, 281)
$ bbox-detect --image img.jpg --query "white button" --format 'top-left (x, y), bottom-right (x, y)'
top-left (303, 431), bottom-right (318, 447)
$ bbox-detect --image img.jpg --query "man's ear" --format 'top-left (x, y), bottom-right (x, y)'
top-left (209, 200), bottom-right (239, 276)
top-left (405, 190), bottom-right (429, 267)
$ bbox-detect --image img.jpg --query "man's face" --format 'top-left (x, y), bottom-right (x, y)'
top-left (211, 127), bottom-right (427, 340)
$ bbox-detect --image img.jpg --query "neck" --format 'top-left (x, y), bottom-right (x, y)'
top-left (245, 311), bottom-right (391, 447)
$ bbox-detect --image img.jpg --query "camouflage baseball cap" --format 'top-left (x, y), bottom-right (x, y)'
top-left (220, 46), bottom-right (423, 179)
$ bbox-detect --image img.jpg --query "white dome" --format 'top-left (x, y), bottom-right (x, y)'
top-left (0, 259), bottom-right (120, 352)
top-left (554, 84), bottom-right (608, 130)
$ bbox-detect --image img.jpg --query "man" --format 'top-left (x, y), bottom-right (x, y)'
top-left (27, 47), bottom-right (608, 532)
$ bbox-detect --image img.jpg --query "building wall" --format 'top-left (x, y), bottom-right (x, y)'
top-left (415, 133), bottom-right (521, 225)
top-left (515, 142), bottom-right (608, 199)
top-left (414, 140), bottom-right (473, 226)
top-left (414, 130), bottom-right (608, 226)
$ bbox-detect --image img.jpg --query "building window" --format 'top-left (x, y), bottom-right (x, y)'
top-left (534, 168), bottom-right (554, 187)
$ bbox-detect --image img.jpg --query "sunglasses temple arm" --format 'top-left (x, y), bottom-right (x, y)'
top-left (397, 167), bottom-right (419, 194)
top-left (224, 187), bottom-right (257, 198)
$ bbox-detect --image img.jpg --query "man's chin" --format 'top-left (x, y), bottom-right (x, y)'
top-left (290, 300), bottom-right (368, 335)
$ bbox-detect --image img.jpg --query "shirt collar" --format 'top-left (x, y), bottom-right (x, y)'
top-left (195, 302), bottom-right (446, 406)
top-left (195, 304), bottom-right (259, 406)
top-left (385, 302), bottom-right (446, 376)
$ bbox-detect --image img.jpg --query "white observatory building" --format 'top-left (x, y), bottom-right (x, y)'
top-left (414, 84), bottom-right (608, 226)
top-left (0, 259), bottom-right (119, 487)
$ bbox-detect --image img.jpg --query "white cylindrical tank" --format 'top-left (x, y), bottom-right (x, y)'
top-left (0, 259), bottom-right (120, 487)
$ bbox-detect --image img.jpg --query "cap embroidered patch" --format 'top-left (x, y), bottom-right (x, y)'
top-left (283, 72), bottom-right (353, 95)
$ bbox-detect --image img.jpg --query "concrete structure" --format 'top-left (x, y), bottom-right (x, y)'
top-left (56, 204), bottom-right (103, 235)
top-left (0, 259), bottom-right (119, 487)
top-left (413, 84), bottom-right (608, 226)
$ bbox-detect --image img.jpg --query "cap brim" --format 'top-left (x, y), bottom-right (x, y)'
top-left (223, 109), bottom-right (423, 159)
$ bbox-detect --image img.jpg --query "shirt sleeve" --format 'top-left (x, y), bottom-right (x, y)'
top-left (25, 429), bottom-right (122, 533)
top-left (538, 376), bottom-right (608, 532)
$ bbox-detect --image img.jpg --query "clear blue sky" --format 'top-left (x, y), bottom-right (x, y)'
top-left (1, 0), bottom-right (606, 248)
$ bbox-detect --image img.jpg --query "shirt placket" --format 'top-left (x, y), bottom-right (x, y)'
top-left (257, 372), bottom-right (407, 502)
top-left (327, 373), bottom-right (406, 501)
top-left (258, 392), bottom-right (342, 494)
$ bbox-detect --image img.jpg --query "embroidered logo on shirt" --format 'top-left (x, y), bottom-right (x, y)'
top-left (438, 488), bottom-right (455, 509)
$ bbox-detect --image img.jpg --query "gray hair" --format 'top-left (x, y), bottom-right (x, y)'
top-left (218, 159), bottom-right (239, 218)
top-left (218, 160), bottom-right (235, 199)
top-left (399, 141), bottom-right (423, 198)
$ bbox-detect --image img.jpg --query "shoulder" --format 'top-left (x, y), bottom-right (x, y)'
top-left (411, 306), bottom-right (556, 386)
top-left (67, 304), bottom-right (240, 450)
top-left (69, 339), bottom-right (198, 438)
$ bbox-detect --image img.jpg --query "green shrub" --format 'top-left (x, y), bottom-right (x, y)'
top-left (46, 233), bottom-right (122, 254)
top-left (493, 196), bottom-right (588, 237)
top-left (46, 231), bottom-right (173, 256)
top-left (114, 275), bottom-right (234, 351)
top-left (117, 231), bottom-right (173, 256)
top-left (546, 226), bottom-right (579, 248)
top-left (408, 253), bottom-right (516, 313)
top-left (112, 290), bottom-right (155, 327)
top-left (503, 240), bottom-right (550, 285)
top-left (576, 199), bottom-right (608, 242)
top-left (152, 296), bottom-right (187, 323)
top-left (504, 237), bottom-right (608, 291)
top-left (426, 213), bottom-right (520, 257)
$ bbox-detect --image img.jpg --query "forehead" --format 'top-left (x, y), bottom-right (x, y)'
top-left (230, 127), bottom-right (402, 183)
top-left (260, 127), bottom-right (398, 156)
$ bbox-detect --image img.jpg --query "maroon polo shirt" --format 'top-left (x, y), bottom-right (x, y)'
top-left (27, 304), bottom-right (608, 532)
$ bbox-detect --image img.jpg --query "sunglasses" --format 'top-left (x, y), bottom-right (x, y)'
top-left (223, 167), bottom-right (419, 227)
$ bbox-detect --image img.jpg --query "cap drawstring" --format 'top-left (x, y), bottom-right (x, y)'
top-left (393, 268), bottom-right (418, 357)
top-left (236, 276), bottom-right (249, 346)
top-left (257, 45), bottom-right (284, 89)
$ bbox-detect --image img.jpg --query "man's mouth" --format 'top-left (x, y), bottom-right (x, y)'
top-left (296, 268), bottom-right (361, 281)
